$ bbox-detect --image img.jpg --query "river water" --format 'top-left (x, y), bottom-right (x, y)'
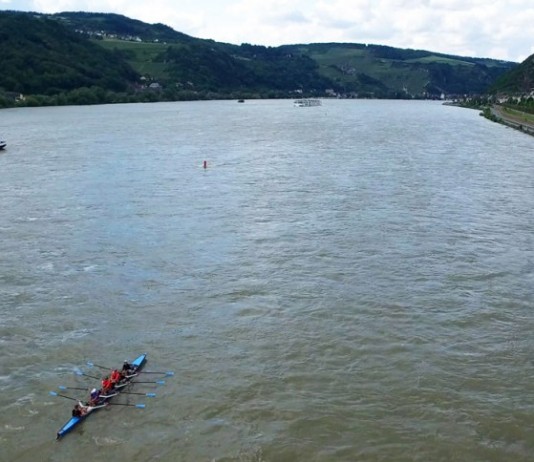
top-left (1, 99), bottom-right (533, 461)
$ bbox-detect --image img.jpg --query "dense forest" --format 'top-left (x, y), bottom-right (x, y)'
top-left (0, 12), bottom-right (141, 106)
top-left (0, 10), bottom-right (528, 108)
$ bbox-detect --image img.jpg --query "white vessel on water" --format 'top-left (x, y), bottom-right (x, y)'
top-left (294, 98), bottom-right (322, 107)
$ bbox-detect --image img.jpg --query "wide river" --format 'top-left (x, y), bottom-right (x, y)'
top-left (1, 99), bottom-right (533, 461)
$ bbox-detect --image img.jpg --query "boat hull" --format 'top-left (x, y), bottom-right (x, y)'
top-left (56, 353), bottom-right (147, 439)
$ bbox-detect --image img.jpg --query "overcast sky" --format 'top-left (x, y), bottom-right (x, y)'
top-left (2, 0), bottom-right (533, 62)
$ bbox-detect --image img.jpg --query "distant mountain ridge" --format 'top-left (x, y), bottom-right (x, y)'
top-left (0, 10), bottom-right (524, 107)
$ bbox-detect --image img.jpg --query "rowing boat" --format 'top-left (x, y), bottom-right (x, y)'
top-left (56, 353), bottom-right (147, 439)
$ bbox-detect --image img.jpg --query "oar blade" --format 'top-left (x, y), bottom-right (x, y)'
top-left (146, 393), bottom-right (156, 398)
top-left (59, 385), bottom-right (87, 391)
top-left (86, 362), bottom-right (109, 370)
top-left (132, 380), bottom-right (165, 385)
top-left (140, 371), bottom-right (174, 376)
top-left (107, 403), bottom-right (146, 408)
top-left (74, 370), bottom-right (99, 380)
top-left (49, 391), bottom-right (79, 402)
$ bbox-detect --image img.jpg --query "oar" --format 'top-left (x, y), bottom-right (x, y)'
top-left (49, 391), bottom-right (79, 402)
top-left (59, 386), bottom-right (88, 391)
top-left (119, 391), bottom-right (156, 397)
top-left (131, 380), bottom-right (166, 385)
top-left (50, 391), bottom-right (145, 408)
top-left (139, 371), bottom-right (174, 376)
top-left (106, 402), bottom-right (146, 409)
top-left (87, 362), bottom-right (174, 377)
top-left (74, 370), bottom-right (100, 380)
top-left (86, 362), bottom-right (109, 370)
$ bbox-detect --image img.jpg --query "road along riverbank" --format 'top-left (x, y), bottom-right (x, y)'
top-left (489, 105), bottom-right (534, 136)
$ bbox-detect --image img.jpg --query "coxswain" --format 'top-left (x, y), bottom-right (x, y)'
top-left (121, 360), bottom-right (134, 376)
top-left (101, 376), bottom-right (113, 394)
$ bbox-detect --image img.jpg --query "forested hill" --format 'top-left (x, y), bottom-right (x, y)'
top-left (0, 12), bottom-right (139, 105)
top-left (489, 53), bottom-right (534, 94)
top-left (0, 10), bottom-right (520, 107)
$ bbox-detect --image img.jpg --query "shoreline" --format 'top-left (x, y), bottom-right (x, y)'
top-left (446, 102), bottom-right (534, 138)
top-left (487, 105), bottom-right (534, 137)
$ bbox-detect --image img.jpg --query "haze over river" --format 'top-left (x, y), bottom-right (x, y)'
top-left (1, 100), bottom-right (534, 461)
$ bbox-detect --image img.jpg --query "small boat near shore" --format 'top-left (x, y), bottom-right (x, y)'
top-left (55, 353), bottom-right (147, 439)
top-left (294, 98), bottom-right (322, 107)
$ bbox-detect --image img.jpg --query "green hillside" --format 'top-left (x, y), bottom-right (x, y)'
top-left (0, 11), bottom-right (139, 105)
top-left (285, 43), bottom-right (514, 97)
top-left (0, 10), bottom-right (519, 107)
top-left (489, 53), bottom-right (534, 94)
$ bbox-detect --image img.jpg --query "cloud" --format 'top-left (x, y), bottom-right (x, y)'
top-left (205, 0), bottom-right (523, 60)
top-left (276, 10), bottom-right (310, 25)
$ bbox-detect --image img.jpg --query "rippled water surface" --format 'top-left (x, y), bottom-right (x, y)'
top-left (1, 100), bottom-right (534, 461)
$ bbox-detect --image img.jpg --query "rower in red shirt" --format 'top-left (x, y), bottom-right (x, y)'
top-left (110, 369), bottom-right (122, 385)
top-left (101, 376), bottom-right (113, 394)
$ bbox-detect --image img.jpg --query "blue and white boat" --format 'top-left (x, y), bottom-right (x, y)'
top-left (55, 353), bottom-right (147, 440)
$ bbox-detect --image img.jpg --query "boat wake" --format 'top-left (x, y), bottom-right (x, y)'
top-left (4, 424), bottom-right (25, 431)
top-left (93, 435), bottom-right (124, 446)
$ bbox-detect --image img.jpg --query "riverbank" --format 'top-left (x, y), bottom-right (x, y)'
top-left (444, 101), bottom-right (534, 137)
top-left (487, 105), bottom-right (534, 137)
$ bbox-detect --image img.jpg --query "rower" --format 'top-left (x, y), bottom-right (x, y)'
top-left (72, 402), bottom-right (90, 417)
top-left (110, 368), bottom-right (122, 385)
top-left (101, 376), bottom-right (113, 394)
top-left (89, 388), bottom-right (101, 405)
